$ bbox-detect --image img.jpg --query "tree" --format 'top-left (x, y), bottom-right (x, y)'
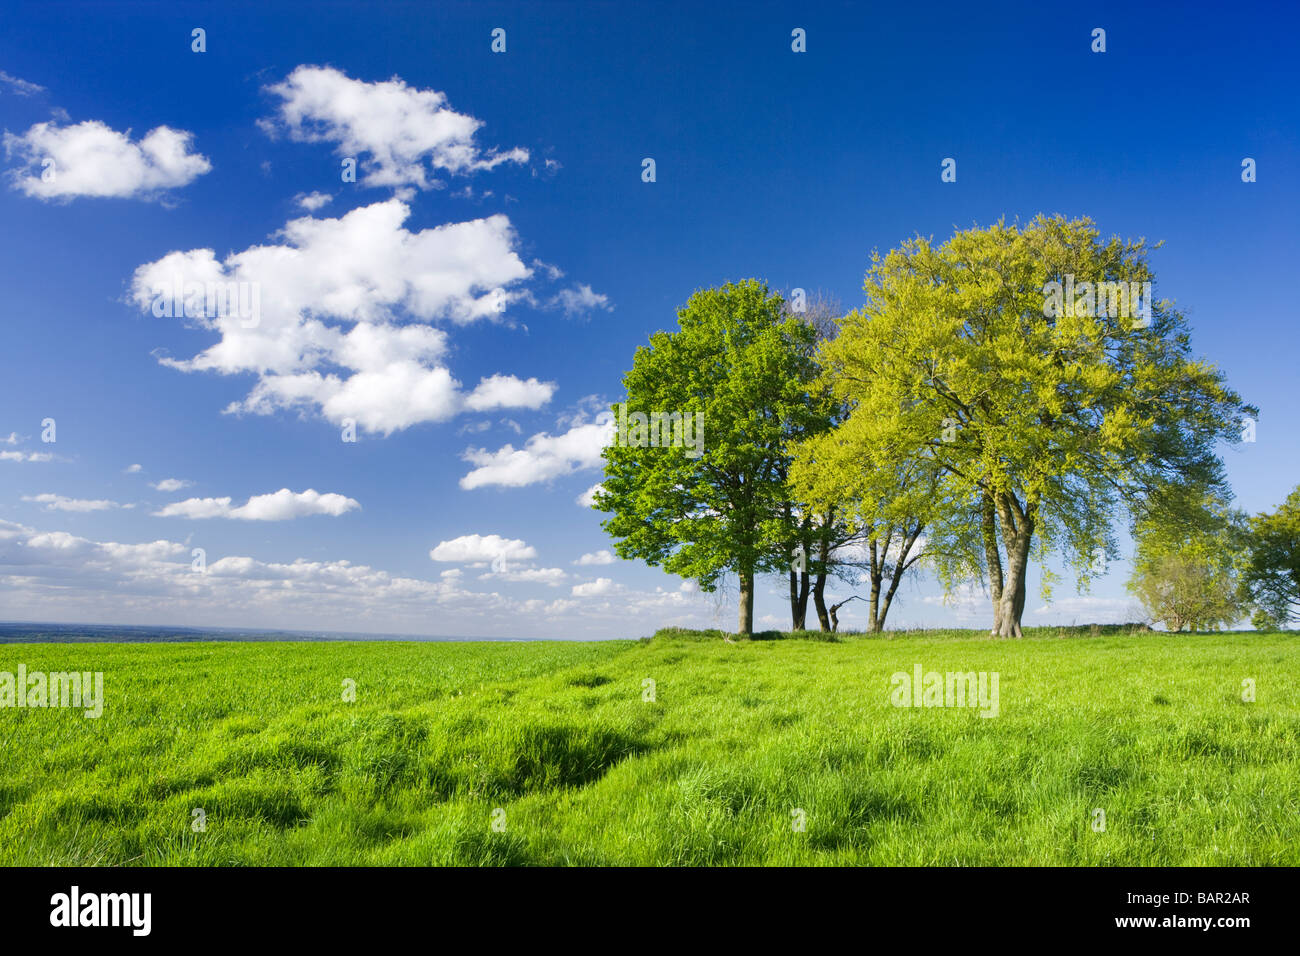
top-left (595, 280), bottom-right (830, 635)
top-left (1127, 488), bottom-right (1246, 631)
top-left (791, 442), bottom-right (945, 631)
top-left (1240, 486), bottom-right (1300, 629)
top-left (785, 291), bottom-right (942, 632)
top-left (779, 291), bottom-right (881, 631)
top-left (802, 216), bottom-right (1254, 636)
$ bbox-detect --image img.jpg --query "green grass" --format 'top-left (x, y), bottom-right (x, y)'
top-left (1, 628), bottom-right (1297, 865)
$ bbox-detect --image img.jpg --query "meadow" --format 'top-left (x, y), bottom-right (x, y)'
top-left (1, 627), bottom-right (1296, 866)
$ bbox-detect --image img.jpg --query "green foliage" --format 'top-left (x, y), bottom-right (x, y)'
top-left (795, 215), bottom-right (1253, 635)
top-left (595, 280), bottom-right (834, 632)
top-left (1127, 487), bottom-right (1246, 631)
top-left (1239, 485), bottom-right (1300, 628)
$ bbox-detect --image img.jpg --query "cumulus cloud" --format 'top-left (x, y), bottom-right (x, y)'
top-left (460, 415), bottom-right (612, 489)
top-left (124, 463), bottom-right (143, 473)
top-left (150, 478), bottom-right (192, 492)
top-left (0, 519), bottom-right (715, 636)
top-left (0, 518), bottom-right (502, 631)
top-left (571, 577), bottom-right (617, 598)
top-left (130, 199), bottom-right (554, 434)
top-left (22, 493), bottom-right (126, 513)
top-left (576, 483), bottom-right (604, 507)
top-left (464, 374), bottom-right (555, 412)
top-left (5, 120), bottom-right (211, 200)
top-left (574, 550), bottom-right (615, 566)
top-left (262, 65), bottom-right (529, 191)
top-left (153, 488), bottom-right (359, 520)
top-left (429, 533), bottom-right (537, 565)
top-left (294, 190), bottom-right (332, 211)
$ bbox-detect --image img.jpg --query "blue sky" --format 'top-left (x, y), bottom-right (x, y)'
top-left (1, 0), bottom-right (1296, 637)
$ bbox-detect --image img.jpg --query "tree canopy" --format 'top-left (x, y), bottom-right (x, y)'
top-left (793, 215), bottom-right (1254, 636)
top-left (595, 280), bottom-right (831, 635)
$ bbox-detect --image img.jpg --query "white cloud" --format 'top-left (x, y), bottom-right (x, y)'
top-left (464, 374), bottom-right (555, 412)
top-left (124, 463), bottom-right (143, 473)
top-left (5, 120), bottom-right (211, 200)
top-left (0, 71), bottom-right (45, 96)
top-left (479, 566), bottom-right (567, 587)
top-left (572, 577), bottom-right (617, 598)
top-left (1, 450), bottom-right (53, 463)
top-left (1, 433), bottom-right (18, 445)
top-left (552, 283), bottom-right (612, 317)
top-left (130, 199), bottom-right (550, 434)
top-left (429, 533), bottom-right (537, 565)
top-left (262, 65), bottom-right (529, 191)
top-left (150, 478), bottom-right (193, 492)
top-left (0, 519), bottom-right (502, 630)
top-left (1028, 596), bottom-right (1143, 624)
top-left (294, 190), bottom-right (332, 211)
top-left (574, 550), bottom-right (615, 566)
top-left (460, 416), bottom-right (612, 489)
top-left (921, 582), bottom-right (988, 623)
top-left (22, 493), bottom-right (125, 513)
top-left (576, 483), bottom-right (603, 507)
top-left (153, 488), bottom-right (359, 521)
top-left (0, 519), bottom-right (718, 637)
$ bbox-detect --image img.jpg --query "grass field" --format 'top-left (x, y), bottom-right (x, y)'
top-left (1, 628), bottom-right (1297, 865)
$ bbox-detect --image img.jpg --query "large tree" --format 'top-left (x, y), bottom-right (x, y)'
top-left (802, 216), bottom-right (1253, 636)
top-left (595, 280), bottom-right (830, 635)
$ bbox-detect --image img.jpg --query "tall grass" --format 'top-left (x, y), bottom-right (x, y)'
top-left (1, 630), bottom-right (1296, 865)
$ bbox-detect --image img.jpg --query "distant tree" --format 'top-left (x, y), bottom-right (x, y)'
top-left (1127, 488), bottom-right (1246, 631)
top-left (596, 280), bottom-right (831, 636)
top-left (1239, 486), bottom-right (1300, 630)
top-left (800, 215), bottom-right (1254, 637)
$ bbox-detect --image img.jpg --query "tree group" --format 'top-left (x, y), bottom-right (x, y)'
top-left (596, 216), bottom-right (1285, 637)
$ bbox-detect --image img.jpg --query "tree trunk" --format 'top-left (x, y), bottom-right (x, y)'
top-left (738, 568), bottom-right (754, 636)
top-left (981, 492), bottom-right (1004, 635)
top-left (813, 519), bottom-right (832, 631)
top-left (788, 568), bottom-right (799, 630)
top-left (788, 568), bottom-right (810, 630)
top-left (813, 572), bottom-right (830, 630)
top-left (797, 570), bottom-right (810, 629)
top-left (867, 536), bottom-right (884, 632)
top-left (992, 492), bottom-right (1034, 638)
